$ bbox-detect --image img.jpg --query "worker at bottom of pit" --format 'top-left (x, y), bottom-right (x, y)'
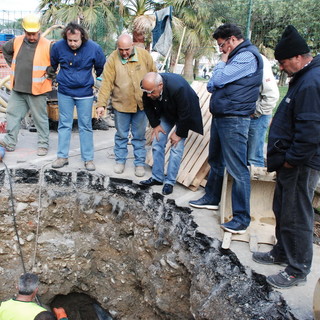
top-left (139, 72), bottom-right (203, 195)
top-left (0, 273), bottom-right (46, 320)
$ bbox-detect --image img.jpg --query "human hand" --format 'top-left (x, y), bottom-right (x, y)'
top-left (152, 125), bottom-right (166, 141)
top-left (96, 106), bottom-right (105, 118)
top-left (169, 132), bottom-right (182, 147)
top-left (53, 307), bottom-right (68, 319)
top-left (283, 161), bottom-right (294, 169)
top-left (221, 46), bottom-right (231, 62)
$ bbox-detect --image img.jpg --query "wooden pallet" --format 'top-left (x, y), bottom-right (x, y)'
top-left (146, 81), bottom-right (211, 190)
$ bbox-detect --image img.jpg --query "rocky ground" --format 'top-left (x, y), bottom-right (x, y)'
top-left (0, 169), bottom-right (298, 320)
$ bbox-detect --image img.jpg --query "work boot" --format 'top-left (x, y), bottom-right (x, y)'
top-left (252, 251), bottom-right (288, 266)
top-left (135, 166), bottom-right (145, 177)
top-left (52, 158), bottom-right (69, 168)
top-left (267, 271), bottom-right (306, 289)
top-left (0, 139), bottom-right (15, 152)
top-left (37, 147), bottom-right (48, 156)
top-left (114, 163), bottom-right (125, 174)
top-left (85, 160), bottom-right (96, 171)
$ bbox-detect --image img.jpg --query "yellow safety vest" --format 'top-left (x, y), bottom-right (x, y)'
top-left (0, 299), bottom-right (46, 320)
top-left (11, 35), bottom-right (52, 95)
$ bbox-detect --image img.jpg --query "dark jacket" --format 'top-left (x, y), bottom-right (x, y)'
top-left (210, 39), bottom-right (263, 116)
top-left (267, 55), bottom-right (320, 172)
top-left (142, 73), bottom-right (203, 138)
top-left (51, 39), bottom-right (106, 97)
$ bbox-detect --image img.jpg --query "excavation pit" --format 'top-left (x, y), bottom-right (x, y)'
top-left (0, 168), bottom-right (297, 319)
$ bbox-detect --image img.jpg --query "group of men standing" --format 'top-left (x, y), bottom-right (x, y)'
top-left (0, 14), bottom-right (319, 292)
top-left (190, 23), bottom-right (320, 290)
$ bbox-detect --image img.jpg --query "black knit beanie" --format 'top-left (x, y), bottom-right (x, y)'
top-left (274, 25), bottom-right (310, 60)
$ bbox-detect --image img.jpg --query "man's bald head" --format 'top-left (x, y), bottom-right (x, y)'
top-left (117, 34), bottom-right (134, 59)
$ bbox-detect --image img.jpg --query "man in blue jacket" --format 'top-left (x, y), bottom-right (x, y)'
top-left (50, 22), bottom-right (106, 171)
top-left (189, 24), bottom-right (263, 234)
top-left (252, 25), bottom-right (320, 289)
top-left (140, 72), bottom-right (203, 195)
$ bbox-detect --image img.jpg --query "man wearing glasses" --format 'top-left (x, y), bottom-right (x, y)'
top-left (140, 72), bottom-right (203, 195)
top-left (96, 34), bottom-right (156, 177)
top-left (189, 23), bottom-right (263, 234)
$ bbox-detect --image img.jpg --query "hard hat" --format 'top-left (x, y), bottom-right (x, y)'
top-left (21, 14), bottom-right (41, 32)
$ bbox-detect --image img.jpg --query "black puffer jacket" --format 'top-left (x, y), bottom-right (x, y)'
top-left (267, 55), bottom-right (320, 172)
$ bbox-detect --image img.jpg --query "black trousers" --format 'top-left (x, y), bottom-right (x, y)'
top-left (271, 165), bottom-right (320, 277)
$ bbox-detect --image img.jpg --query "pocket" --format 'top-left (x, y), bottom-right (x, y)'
top-left (267, 139), bottom-right (289, 172)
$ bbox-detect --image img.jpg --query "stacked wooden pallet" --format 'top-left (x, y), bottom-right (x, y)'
top-left (146, 81), bottom-right (212, 191)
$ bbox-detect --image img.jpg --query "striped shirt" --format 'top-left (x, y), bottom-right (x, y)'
top-left (207, 51), bottom-right (258, 93)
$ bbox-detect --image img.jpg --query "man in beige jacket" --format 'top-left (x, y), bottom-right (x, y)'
top-left (96, 34), bottom-right (156, 177)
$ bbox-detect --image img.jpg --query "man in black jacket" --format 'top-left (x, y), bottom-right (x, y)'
top-left (252, 25), bottom-right (320, 289)
top-left (140, 72), bottom-right (203, 195)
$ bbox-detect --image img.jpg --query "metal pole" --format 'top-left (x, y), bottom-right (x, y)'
top-left (173, 26), bottom-right (186, 74)
top-left (246, 0), bottom-right (253, 40)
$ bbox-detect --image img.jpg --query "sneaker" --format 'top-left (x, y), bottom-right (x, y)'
top-left (52, 158), bottom-right (69, 168)
top-left (135, 166), bottom-right (145, 177)
top-left (252, 251), bottom-right (288, 266)
top-left (162, 184), bottom-right (173, 195)
top-left (189, 196), bottom-right (219, 210)
top-left (0, 139), bottom-right (15, 152)
top-left (267, 271), bottom-right (307, 289)
top-left (114, 163), bottom-right (125, 174)
top-left (85, 160), bottom-right (96, 171)
top-left (220, 220), bottom-right (247, 234)
top-left (140, 177), bottom-right (163, 186)
top-left (37, 147), bottom-right (48, 156)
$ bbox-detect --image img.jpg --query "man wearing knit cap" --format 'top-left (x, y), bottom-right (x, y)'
top-left (252, 25), bottom-right (320, 289)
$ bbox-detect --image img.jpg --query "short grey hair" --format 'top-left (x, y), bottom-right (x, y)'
top-left (18, 273), bottom-right (39, 295)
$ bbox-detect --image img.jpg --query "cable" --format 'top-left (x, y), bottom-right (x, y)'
top-left (2, 160), bottom-right (43, 306)
top-left (2, 160), bottom-right (27, 274)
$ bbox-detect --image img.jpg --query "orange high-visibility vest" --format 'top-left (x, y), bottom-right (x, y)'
top-left (11, 35), bottom-right (52, 95)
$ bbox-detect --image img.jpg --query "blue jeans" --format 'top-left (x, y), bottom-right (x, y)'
top-left (205, 117), bottom-right (251, 226)
top-left (151, 117), bottom-right (186, 185)
top-left (57, 92), bottom-right (94, 161)
top-left (114, 109), bottom-right (147, 166)
top-left (271, 165), bottom-right (320, 277)
top-left (247, 114), bottom-right (272, 167)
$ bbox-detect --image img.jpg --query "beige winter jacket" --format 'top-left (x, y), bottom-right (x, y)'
top-left (96, 46), bottom-right (156, 113)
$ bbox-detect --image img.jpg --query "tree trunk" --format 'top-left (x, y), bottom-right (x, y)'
top-left (183, 48), bottom-right (195, 82)
top-left (278, 70), bottom-right (287, 87)
top-left (193, 59), bottom-right (199, 80)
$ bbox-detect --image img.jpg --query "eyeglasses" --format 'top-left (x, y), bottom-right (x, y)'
top-left (218, 37), bottom-right (230, 48)
top-left (140, 82), bottom-right (156, 94)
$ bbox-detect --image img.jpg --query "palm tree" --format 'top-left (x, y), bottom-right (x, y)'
top-left (38, 0), bottom-right (121, 52)
top-left (166, 0), bottom-right (214, 81)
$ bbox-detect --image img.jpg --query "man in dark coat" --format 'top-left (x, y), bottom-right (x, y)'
top-left (140, 72), bottom-right (203, 195)
top-left (252, 25), bottom-right (320, 289)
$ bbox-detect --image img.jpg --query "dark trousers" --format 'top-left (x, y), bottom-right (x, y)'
top-left (271, 165), bottom-right (320, 277)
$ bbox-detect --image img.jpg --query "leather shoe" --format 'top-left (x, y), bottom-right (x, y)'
top-left (162, 184), bottom-right (173, 195)
top-left (140, 177), bottom-right (163, 186)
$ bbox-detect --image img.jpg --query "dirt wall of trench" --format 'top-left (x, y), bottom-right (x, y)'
top-left (0, 169), bottom-right (297, 319)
